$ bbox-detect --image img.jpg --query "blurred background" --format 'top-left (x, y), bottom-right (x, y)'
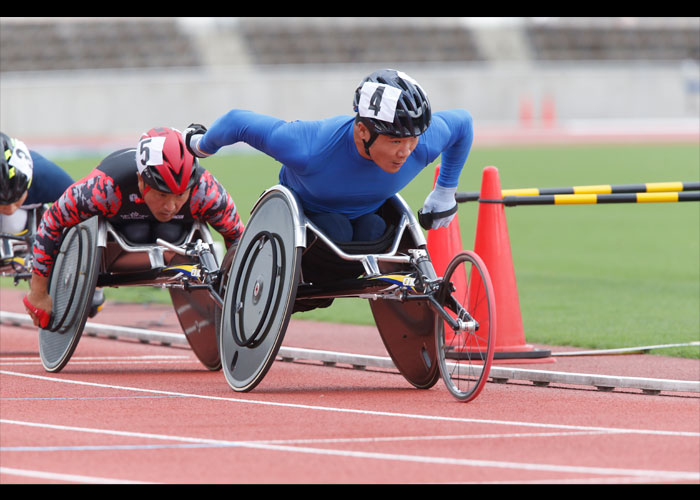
top-left (2, 17), bottom-right (698, 351)
top-left (1, 16), bottom-right (698, 155)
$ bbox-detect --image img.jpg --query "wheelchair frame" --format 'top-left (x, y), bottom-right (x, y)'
top-left (0, 205), bottom-right (45, 284)
top-left (37, 216), bottom-right (226, 373)
top-left (218, 185), bottom-right (496, 402)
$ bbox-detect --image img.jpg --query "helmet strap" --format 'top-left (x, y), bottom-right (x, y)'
top-left (137, 173), bottom-right (151, 198)
top-left (355, 116), bottom-right (379, 159)
top-left (362, 131), bottom-right (379, 158)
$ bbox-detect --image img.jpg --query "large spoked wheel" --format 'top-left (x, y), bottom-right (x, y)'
top-left (436, 250), bottom-right (496, 402)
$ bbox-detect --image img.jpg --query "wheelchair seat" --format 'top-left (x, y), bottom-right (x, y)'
top-left (99, 220), bottom-right (210, 278)
top-left (295, 200), bottom-right (406, 312)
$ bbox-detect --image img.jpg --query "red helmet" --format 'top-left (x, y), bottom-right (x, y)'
top-left (136, 127), bottom-right (200, 194)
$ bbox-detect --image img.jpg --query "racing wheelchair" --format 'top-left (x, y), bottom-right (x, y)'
top-left (218, 185), bottom-right (496, 402)
top-left (35, 215), bottom-right (226, 373)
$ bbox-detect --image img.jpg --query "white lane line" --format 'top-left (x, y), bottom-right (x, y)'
top-left (0, 466), bottom-right (156, 484)
top-left (0, 355), bottom-right (196, 367)
top-left (0, 356), bottom-right (189, 361)
top-left (2, 369), bottom-right (698, 438)
top-left (0, 360), bottom-right (196, 367)
top-left (254, 430), bottom-right (619, 445)
top-left (1, 419), bottom-right (697, 482)
top-left (2, 396), bottom-right (181, 401)
top-left (0, 430), bottom-right (618, 451)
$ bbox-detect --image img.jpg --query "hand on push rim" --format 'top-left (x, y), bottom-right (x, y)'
top-left (23, 293), bottom-right (52, 329)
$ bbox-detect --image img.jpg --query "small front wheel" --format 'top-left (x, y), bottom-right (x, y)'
top-left (436, 251), bottom-right (496, 402)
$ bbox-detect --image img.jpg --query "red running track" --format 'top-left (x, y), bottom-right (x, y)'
top-left (1, 289), bottom-right (698, 484)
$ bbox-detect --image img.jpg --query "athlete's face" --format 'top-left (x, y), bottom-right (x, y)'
top-left (369, 134), bottom-right (419, 173)
top-left (0, 191), bottom-right (28, 215)
top-left (354, 122), bottom-right (419, 174)
top-left (137, 176), bottom-right (190, 222)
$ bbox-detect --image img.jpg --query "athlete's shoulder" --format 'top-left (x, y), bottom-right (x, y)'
top-left (280, 115), bottom-right (352, 133)
top-left (95, 148), bottom-right (136, 174)
top-left (424, 109), bottom-right (473, 139)
top-left (102, 148), bottom-right (136, 162)
top-left (28, 151), bottom-right (73, 183)
top-left (320, 115), bottom-right (355, 126)
top-left (434, 109), bottom-right (473, 126)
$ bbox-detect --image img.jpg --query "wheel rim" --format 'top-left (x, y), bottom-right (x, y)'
top-left (219, 192), bottom-right (301, 392)
top-left (436, 251), bottom-right (496, 402)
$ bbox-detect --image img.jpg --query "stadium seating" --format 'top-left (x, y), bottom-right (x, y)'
top-left (237, 18), bottom-right (485, 65)
top-left (0, 18), bottom-right (201, 72)
top-left (525, 18), bottom-right (699, 61)
top-left (0, 17), bottom-right (697, 73)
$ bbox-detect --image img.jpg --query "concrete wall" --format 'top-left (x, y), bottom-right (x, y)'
top-left (1, 61), bottom-right (698, 151)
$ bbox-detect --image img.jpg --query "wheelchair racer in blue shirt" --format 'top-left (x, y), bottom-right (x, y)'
top-left (183, 69), bottom-right (474, 243)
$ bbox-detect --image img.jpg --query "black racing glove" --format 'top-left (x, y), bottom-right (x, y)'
top-left (182, 123), bottom-right (209, 157)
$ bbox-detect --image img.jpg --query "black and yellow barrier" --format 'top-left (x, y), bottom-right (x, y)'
top-left (456, 181), bottom-right (700, 206)
top-left (498, 191), bottom-right (700, 206)
top-left (456, 181), bottom-right (700, 203)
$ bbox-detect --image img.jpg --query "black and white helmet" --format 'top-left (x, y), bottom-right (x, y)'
top-left (0, 132), bottom-right (33, 204)
top-left (353, 69), bottom-right (432, 138)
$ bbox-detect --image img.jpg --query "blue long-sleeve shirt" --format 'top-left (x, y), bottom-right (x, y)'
top-left (197, 109), bottom-right (474, 218)
top-left (22, 151), bottom-right (74, 208)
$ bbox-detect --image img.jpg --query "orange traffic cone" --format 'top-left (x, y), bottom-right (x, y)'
top-left (473, 166), bottom-right (553, 363)
top-left (541, 94), bottom-right (557, 128)
top-left (519, 96), bottom-right (534, 128)
top-left (426, 165), bottom-right (463, 279)
top-left (426, 165), bottom-right (468, 347)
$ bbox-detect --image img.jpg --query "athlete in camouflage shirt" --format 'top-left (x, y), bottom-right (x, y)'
top-left (24, 127), bottom-right (244, 328)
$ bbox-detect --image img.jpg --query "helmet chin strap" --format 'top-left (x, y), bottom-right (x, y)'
top-left (137, 173), bottom-right (151, 198)
top-left (356, 116), bottom-right (379, 159)
top-left (362, 131), bottom-right (379, 158)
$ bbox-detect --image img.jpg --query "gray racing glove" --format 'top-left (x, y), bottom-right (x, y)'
top-left (419, 184), bottom-right (458, 229)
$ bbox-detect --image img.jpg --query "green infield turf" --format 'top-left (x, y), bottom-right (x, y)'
top-left (4, 143), bottom-right (698, 358)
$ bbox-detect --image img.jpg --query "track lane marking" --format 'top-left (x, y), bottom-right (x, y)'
top-left (1, 419), bottom-right (697, 481)
top-left (0, 354), bottom-right (196, 367)
top-left (0, 430), bottom-right (619, 451)
top-left (2, 369), bottom-right (698, 438)
top-left (0, 360), bottom-right (197, 367)
top-left (0, 466), bottom-right (156, 484)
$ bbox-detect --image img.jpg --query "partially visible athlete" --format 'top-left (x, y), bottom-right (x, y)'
top-left (1, 132), bottom-right (74, 236)
top-left (23, 127), bottom-right (244, 328)
top-left (0, 132), bottom-right (107, 314)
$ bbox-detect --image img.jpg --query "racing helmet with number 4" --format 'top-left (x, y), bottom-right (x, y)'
top-left (136, 127), bottom-right (200, 195)
top-left (1, 132), bottom-right (34, 205)
top-left (353, 69), bottom-right (432, 139)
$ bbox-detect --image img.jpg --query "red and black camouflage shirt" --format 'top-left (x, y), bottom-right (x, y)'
top-left (33, 148), bottom-right (244, 278)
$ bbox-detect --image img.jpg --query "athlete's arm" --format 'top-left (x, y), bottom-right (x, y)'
top-left (419, 109), bottom-right (474, 229)
top-left (33, 171), bottom-right (121, 278)
top-left (25, 171), bottom-right (121, 327)
top-left (430, 109), bottom-right (474, 189)
top-left (189, 170), bottom-right (244, 249)
top-left (192, 109), bottom-right (314, 169)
